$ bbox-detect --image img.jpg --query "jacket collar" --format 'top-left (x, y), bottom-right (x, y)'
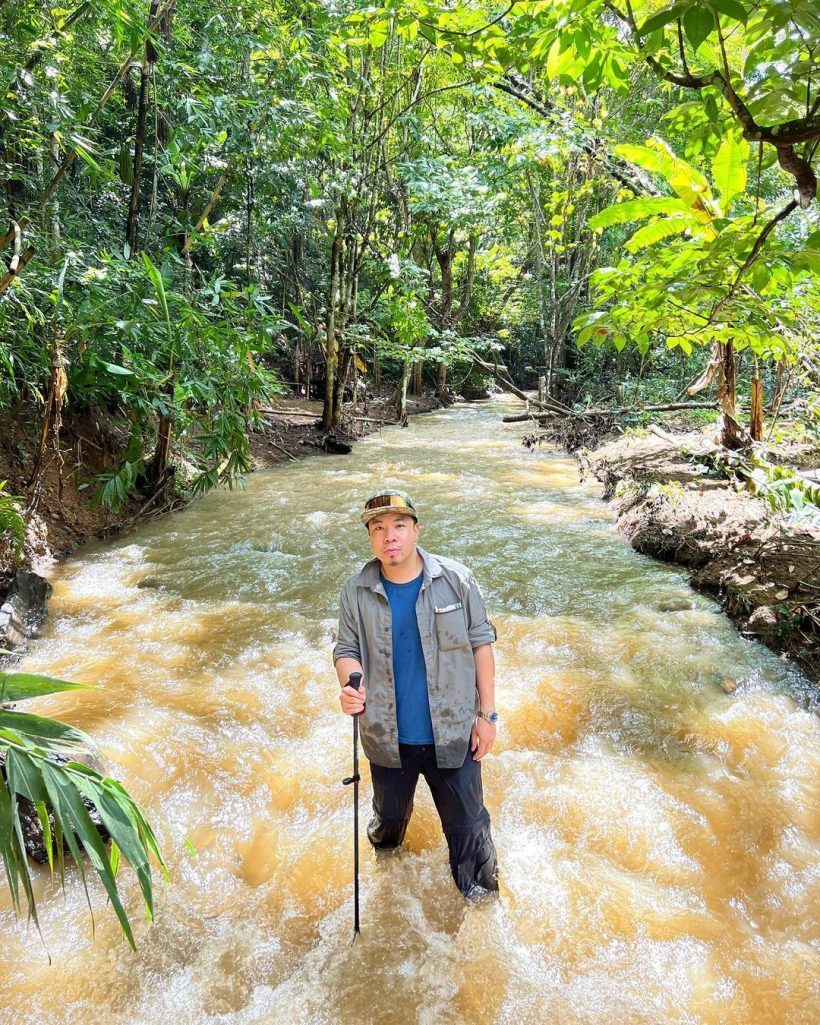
top-left (357, 545), bottom-right (442, 593)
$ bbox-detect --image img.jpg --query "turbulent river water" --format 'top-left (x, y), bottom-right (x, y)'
top-left (1, 398), bottom-right (818, 1025)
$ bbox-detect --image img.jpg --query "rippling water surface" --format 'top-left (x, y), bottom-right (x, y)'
top-left (1, 398), bottom-right (818, 1025)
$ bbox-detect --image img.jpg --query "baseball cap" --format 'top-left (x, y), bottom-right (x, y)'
top-left (360, 489), bottom-right (418, 526)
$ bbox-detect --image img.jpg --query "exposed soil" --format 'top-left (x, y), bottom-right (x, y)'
top-left (577, 428), bottom-right (820, 684)
top-left (247, 395), bottom-right (440, 469)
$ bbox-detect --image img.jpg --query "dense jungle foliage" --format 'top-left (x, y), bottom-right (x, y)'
top-left (1, 1), bottom-right (820, 504)
top-left (0, 0), bottom-right (818, 943)
top-left (0, 0), bottom-right (818, 500)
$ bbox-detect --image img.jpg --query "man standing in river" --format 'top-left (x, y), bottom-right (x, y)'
top-left (333, 489), bottom-right (499, 899)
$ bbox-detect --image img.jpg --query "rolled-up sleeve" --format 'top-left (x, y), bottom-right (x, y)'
top-left (463, 572), bottom-right (496, 648)
top-left (332, 581), bottom-right (361, 664)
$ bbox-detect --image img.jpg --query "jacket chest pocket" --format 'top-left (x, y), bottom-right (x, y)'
top-left (434, 602), bottom-right (469, 651)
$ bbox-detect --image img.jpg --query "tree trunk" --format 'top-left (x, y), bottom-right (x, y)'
top-left (716, 339), bottom-right (743, 449)
top-left (149, 410), bottom-right (173, 485)
top-left (322, 223), bottom-right (343, 430)
top-left (750, 376), bottom-right (764, 442)
top-left (332, 347), bottom-right (352, 425)
top-left (397, 361), bottom-right (410, 424)
top-left (125, 0), bottom-right (160, 254)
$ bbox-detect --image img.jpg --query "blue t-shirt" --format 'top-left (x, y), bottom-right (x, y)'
top-left (381, 571), bottom-right (434, 745)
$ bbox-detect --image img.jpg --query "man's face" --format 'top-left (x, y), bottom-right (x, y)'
top-left (367, 512), bottom-right (421, 571)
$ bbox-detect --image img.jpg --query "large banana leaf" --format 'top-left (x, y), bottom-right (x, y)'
top-left (625, 217), bottom-right (697, 252)
top-left (589, 196), bottom-right (691, 229)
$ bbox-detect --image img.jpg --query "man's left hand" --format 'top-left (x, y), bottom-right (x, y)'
top-left (471, 716), bottom-right (496, 761)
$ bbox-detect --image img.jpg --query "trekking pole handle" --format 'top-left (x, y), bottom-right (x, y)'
top-left (342, 671), bottom-right (364, 788)
top-left (347, 672), bottom-right (363, 715)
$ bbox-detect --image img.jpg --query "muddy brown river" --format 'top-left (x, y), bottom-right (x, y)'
top-left (1, 398), bottom-right (818, 1025)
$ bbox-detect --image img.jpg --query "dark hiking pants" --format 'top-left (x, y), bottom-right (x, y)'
top-left (367, 743), bottom-right (499, 898)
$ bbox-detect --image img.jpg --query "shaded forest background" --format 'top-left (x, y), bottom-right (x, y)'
top-left (1, 0), bottom-right (818, 529)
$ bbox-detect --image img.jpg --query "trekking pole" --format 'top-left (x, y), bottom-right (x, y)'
top-left (341, 671), bottom-right (363, 940)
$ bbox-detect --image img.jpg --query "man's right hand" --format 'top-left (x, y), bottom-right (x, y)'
top-left (340, 679), bottom-right (366, 716)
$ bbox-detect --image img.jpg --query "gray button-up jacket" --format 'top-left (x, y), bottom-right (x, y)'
top-left (333, 546), bottom-right (496, 769)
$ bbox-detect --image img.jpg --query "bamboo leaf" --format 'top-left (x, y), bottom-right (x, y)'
top-left (5, 747), bottom-right (48, 803)
top-left (35, 800), bottom-right (55, 873)
top-left (42, 761), bottom-right (136, 949)
top-left (0, 771), bottom-right (38, 926)
top-left (72, 773), bottom-right (157, 916)
top-left (0, 672), bottom-right (89, 703)
top-left (0, 711), bottom-right (91, 751)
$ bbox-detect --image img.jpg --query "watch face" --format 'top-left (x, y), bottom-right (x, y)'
top-left (486, 712), bottom-right (498, 724)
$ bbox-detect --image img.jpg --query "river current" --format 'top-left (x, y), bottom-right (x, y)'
top-left (1, 398), bottom-right (818, 1024)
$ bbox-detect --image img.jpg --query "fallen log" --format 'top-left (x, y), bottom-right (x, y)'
top-left (502, 401), bottom-right (718, 423)
top-left (469, 354), bottom-right (574, 416)
top-left (259, 408), bottom-right (321, 418)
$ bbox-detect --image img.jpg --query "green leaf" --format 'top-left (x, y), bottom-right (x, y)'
top-left (72, 772), bottom-right (161, 918)
top-left (4, 747), bottom-right (48, 804)
top-left (793, 230), bottom-right (820, 274)
top-left (712, 132), bottom-right (750, 210)
top-left (0, 711), bottom-right (92, 751)
top-left (750, 261), bottom-right (771, 291)
top-left (0, 771), bottom-right (38, 924)
top-left (590, 197), bottom-right (691, 228)
top-left (638, 3), bottom-right (688, 36)
top-left (614, 140), bottom-right (711, 204)
top-left (0, 672), bottom-right (89, 703)
top-left (625, 218), bottom-right (693, 252)
top-left (709, 0), bottom-right (747, 23)
top-left (41, 761), bottom-right (135, 948)
top-left (102, 362), bottom-right (135, 376)
top-left (683, 5), bottom-right (715, 50)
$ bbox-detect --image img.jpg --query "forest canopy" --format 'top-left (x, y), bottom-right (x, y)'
top-left (1, 0), bottom-right (818, 506)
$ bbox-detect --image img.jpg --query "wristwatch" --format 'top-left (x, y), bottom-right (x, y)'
top-left (477, 710), bottom-right (499, 725)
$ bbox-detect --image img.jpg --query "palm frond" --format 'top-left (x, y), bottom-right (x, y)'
top-left (0, 681), bottom-right (167, 947)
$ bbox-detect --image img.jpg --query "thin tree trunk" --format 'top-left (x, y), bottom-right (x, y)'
top-left (716, 339), bottom-right (743, 448)
top-left (433, 241), bottom-right (453, 401)
top-left (125, 0), bottom-right (160, 254)
top-left (398, 361), bottom-right (410, 424)
top-left (27, 338), bottom-right (68, 490)
top-left (750, 377), bottom-right (764, 441)
top-left (322, 223), bottom-right (343, 430)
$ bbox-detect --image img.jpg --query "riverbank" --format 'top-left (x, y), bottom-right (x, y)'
top-left (575, 427), bottom-right (820, 685)
top-left (0, 394), bottom-right (440, 652)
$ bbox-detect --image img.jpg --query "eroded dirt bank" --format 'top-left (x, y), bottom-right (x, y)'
top-left (0, 395), bottom-right (439, 653)
top-left (577, 429), bottom-right (819, 685)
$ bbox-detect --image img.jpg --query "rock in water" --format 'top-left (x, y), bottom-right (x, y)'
top-left (0, 751), bottom-right (110, 864)
top-left (0, 570), bottom-right (53, 651)
top-left (321, 434), bottom-right (352, 454)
